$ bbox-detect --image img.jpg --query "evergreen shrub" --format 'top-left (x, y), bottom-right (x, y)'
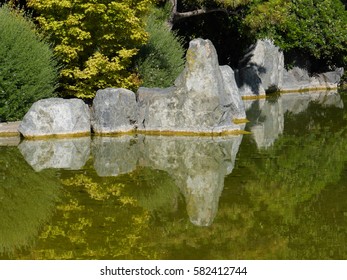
top-left (136, 5), bottom-right (185, 88)
top-left (0, 4), bottom-right (57, 121)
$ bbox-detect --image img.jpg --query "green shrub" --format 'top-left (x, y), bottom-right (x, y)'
top-left (136, 5), bottom-right (185, 88)
top-left (27, 0), bottom-right (152, 99)
top-left (0, 4), bottom-right (57, 121)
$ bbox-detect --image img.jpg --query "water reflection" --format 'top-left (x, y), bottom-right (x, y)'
top-left (2, 90), bottom-right (347, 259)
top-left (0, 147), bottom-right (60, 256)
top-left (92, 136), bottom-right (138, 176)
top-left (20, 134), bottom-right (243, 227)
top-left (138, 135), bottom-right (243, 226)
top-left (246, 91), bottom-right (343, 149)
top-left (19, 137), bottom-right (90, 171)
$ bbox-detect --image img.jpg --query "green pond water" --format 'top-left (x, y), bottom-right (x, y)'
top-left (1, 90), bottom-right (347, 260)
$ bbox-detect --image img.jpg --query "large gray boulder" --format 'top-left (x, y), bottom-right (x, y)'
top-left (237, 40), bottom-right (344, 95)
top-left (237, 39), bottom-right (284, 97)
top-left (220, 65), bottom-right (246, 120)
top-left (137, 39), bottom-right (241, 134)
top-left (91, 88), bottom-right (137, 134)
top-left (19, 98), bottom-right (90, 138)
top-left (281, 67), bottom-right (344, 92)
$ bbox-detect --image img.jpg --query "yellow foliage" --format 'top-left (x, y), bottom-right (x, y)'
top-left (27, 0), bottom-right (153, 98)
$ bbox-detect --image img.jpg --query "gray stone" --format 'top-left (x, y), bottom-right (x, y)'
top-left (220, 65), bottom-right (246, 120)
top-left (92, 136), bottom-right (138, 176)
top-left (91, 88), bottom-right (137, 134)
top-left (136, 87), bottom-right (179, 132)
top-left (237, 39), bottom-right (284, 97)
top-left (18, 137), bottom-right (90, 171)
top-left (19, 98), bottom-right (90, 138)
top-left (281, 66), bottom-right (343, 92)
top-left (137, 39), bottom-right (241, 134)
top-left (236, 40), bottom-right (343, 95)
top-left (236, 67), bottom-right (266, 97)
top-left (0, 121), bottom-right (21, 146)
top-left (0, 121), bottom-right (20, 136)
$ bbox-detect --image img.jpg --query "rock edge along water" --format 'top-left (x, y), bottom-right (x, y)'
top-left (18, 39), bottom-right (245, 138)
top-left (236, 39), bottom-right (344, 98)
top-left (16, 38), bottom-right (344, 138)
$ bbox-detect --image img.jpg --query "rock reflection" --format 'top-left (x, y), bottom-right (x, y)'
top-left (139, 135), bottom-right (243, 226)
top-left (19, 133), bottom-right (243, 226)
top-left (19, 137), bottom-right (90, 171)
top-left (92, 136), bottom-right (138, 176)
top-left (246, 91), bottom-right (343, 149)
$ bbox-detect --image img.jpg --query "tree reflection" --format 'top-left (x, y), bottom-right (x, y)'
top-left (0, 147), bottom-right (60, 258)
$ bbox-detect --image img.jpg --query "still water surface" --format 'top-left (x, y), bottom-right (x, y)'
top-left (1, 90), bottom-right (347, 260)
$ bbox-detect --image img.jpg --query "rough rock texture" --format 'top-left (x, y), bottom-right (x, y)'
top-left (281, 67), bottom-right (344, 92)
top-left (137, 39), bottom-right (240, 134)
top-left (237, 40), bottom-right (344, 97)
top-left (91, 88), bottom-right (137, 134)
top-left (19, 98), bottom-right (90, 138)
top-left (18, 137), bottom-right (90, 171)
top-left (236, 39), bottom-right (284, 97)
top-left (220, 65), bottom-right (246, 120)
top-left (0, 121), bottom-right (21, 146)
top-left (0, 121), bottom-right (20, 136)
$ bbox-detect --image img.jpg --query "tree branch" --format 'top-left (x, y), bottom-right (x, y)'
top-left (168, 3), bottom-right (233, 29)
top-left (173, 7), bottom-right (229, 22)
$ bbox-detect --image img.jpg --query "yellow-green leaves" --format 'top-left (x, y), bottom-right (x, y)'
top-left (28, 0), bottom-right (153, 98)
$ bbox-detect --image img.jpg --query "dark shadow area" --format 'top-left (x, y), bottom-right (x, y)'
top-left (234, 46), bottom-right (267, 96)
top-left (173, 12), bottom-right (254, 68)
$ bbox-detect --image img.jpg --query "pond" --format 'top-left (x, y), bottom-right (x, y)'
top-left (1, 90), bottom-right (347, 260)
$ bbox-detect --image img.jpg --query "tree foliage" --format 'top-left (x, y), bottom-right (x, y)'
top-left (27, 0), bottom-right (153, 99)
top-left (0, 4), bottom-right (57, 121)
top-left (136, 4), bottom-right (185, 88)
top-left (168, 0), bottom-right (347, 70)
top-left (245, 0), bottom-right (347, 69)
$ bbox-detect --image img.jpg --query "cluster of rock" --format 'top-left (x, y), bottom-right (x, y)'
top-left (19, 39), bottom-right (246, 138)
top-left (17, 38), bottom-right (344, 138)
top-left (236, 39), bottom-right (344, 98)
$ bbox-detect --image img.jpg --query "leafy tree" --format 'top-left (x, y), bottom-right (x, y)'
top-left (27, 0), bottom-right (153, 99)
top-left (245, 0), bottom-right (347, 70)
top-left (164, 0), bottom-right (347, 71)
top-left (136, 4), bottom-right (185, 88)
top-left (168, 0), bottom-right (251, 27)
top-left (0, 4), bottom-right (57, 121)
